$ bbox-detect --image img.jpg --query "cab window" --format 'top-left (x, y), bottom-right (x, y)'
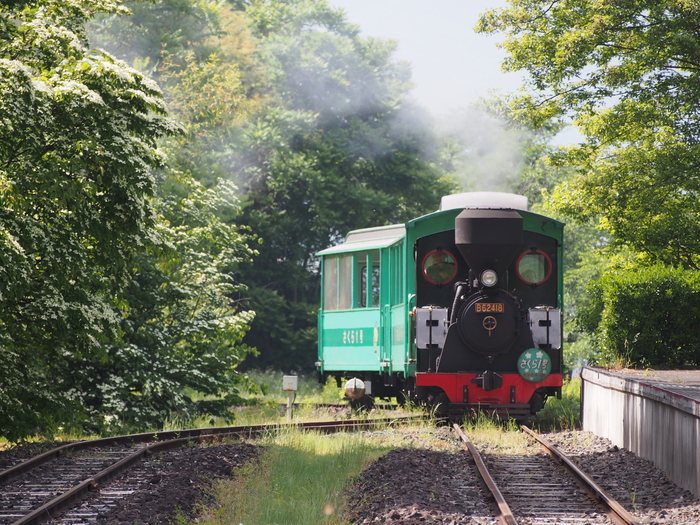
top-left (516, 249), bottom-right (552, 285)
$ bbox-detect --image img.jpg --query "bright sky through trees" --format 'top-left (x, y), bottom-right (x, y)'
top-left (326, 0), bottom-right (518, 116)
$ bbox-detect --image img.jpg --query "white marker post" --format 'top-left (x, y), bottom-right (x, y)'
top-left (282, 375), bottom-right (298, 419)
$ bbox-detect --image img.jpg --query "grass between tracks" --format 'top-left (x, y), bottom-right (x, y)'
top-left (190, 424), bottom-right (441, 525)
top-left (187, 381), bottom-right (582, 525)
top-left (531, 377), bottom-right (582, 431)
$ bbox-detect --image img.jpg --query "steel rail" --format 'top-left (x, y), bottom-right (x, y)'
top-left (3, 416), bottom-right (422, 525)
top-left (452, 424), bottom-right (518, 525)
top-left (520, 425), bottom-right (640, 525)
top-left (0, 415), bottom-right (421, 484)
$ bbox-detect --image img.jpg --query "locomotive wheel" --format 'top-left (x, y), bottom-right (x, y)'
top-left (431, 392), bottom-right (450, 419)
top-left (349, 394), bottom-right (375, 412)
top-left (529, 391), bottom-right (545, 415)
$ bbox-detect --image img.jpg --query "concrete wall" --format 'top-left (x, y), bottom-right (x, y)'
top-left (582, 367), bottom-right (700, 498)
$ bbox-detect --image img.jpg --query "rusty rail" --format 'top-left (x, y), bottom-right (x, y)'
top-left (2, 416), bottom-right (422, 525)
top-left (520, 425), bottom-right (640, 525)
top-left (452, 423), bottom-right (518, 525)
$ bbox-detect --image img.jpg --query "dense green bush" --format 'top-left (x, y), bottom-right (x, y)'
top-left (582, 265), bottom-right (700, 368)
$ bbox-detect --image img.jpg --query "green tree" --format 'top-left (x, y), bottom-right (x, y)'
top-left (0, 0), bottom-right (177, 440)
top-left (89, 0), bottom-right (223, 76)
top-left (477, 1), bottom-right (700, 268)
top-left (91, 0), bottom-right (456, 374)
top-left (73, 177), bottom-right (257, 432)
top-left (86, 3), bottom-right (260, 430)
top-left (234, 0), bottom-right (455, 370)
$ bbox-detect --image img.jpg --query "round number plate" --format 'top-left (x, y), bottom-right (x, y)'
top-left (517, 349), bottom-right (552, 382)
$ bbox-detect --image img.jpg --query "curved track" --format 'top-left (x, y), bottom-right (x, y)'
top-left (453, 424), bottom-right (640, 525)
top-left (0, 416), bottom-right (419, 525)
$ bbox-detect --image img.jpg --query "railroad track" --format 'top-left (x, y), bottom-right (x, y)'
top-left (0, 416), bottom-right (419, 525)
top-left (454, 424), bottom-right (640, 525)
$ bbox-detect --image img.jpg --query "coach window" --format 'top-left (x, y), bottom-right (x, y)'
top-left (338, 255), bottom-right (352, 309)
top-left (323, 256), bottom-right (338, 310)
top-left (323, 255), bottom-right (352, 311)
top-left (359, 251), bottom-right (380, 308)
top-left (516, 249), bottom-right (552, 286)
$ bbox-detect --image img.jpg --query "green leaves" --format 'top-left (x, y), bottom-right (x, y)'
top-left (0, 0), bottom-right (178, 440)
top-left (479, 1), bottom-right (700, 268)
top-left (221, 0), bottom-right (453, 370)
top-left (75, 176), bottom-right (257, 432)
top-left (586, 264), bottom-right (700, 368)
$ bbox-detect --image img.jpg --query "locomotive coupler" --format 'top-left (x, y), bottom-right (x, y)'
top-left (471, 370), bottom-right (503, 391)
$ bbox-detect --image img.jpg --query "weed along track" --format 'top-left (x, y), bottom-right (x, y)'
top-left (0, 417), bottom-right (418, 525)
top-left (454, 424), bottom-right (639, 525)
top-left (3, 420), bottom-right (700, 525)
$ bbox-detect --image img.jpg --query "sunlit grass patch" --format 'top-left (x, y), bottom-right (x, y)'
top-left (459, 412), bottom-right (526, 454)
top-left (531, 377), bottom-right (582, 432)
top-left (195, 427), bottom-right (391, 525)
top-left (244, 369), bottom-right (344, 404)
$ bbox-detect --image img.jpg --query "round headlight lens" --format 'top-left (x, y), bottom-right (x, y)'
top-left (481, 269), bottom-right (498, 287)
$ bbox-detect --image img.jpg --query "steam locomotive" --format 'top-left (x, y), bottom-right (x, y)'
top-left (316, 192), bottom-right (564, 418)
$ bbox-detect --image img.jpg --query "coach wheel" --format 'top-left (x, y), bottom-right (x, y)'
top-left (350, 394), bottom-right (375, 413)
top-left (395, 391), bottom-right (407, 406)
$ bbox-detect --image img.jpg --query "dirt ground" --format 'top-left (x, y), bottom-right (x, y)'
top-left (92, 442), bottom-right (259, 525)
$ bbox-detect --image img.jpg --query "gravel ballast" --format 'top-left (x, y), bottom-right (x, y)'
top-left (1, 427), bottom-right (699, 524)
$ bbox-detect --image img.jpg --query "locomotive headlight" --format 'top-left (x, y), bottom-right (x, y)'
top-left (480, 269), bottom-right (498, 287)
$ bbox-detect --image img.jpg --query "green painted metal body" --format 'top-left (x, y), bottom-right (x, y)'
top-left (316, 198), bottom-right (564, 382)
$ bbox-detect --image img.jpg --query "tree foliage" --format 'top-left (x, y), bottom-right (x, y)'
top-left (0, 0), bottom-right (180, 440)
top-left (89, 0), bottom-right (223, 76)
top-left (82, 2), bottom-right (261, 431)
top-left (101, 0), bottom-right (456, 371)
top-left (73, 177), bottom-right (257, 432)
top-left (580, 264), bottom-right (700, 368)
top-left (478, 1), bottom-right (700, 268)
top-left (229, 0), bottom-right (455, 371)
top-left (0, 0), bottom-right (261, 440)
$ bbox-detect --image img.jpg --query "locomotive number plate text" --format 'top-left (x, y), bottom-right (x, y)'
top-left (475, 303), bottom-right (505, 313)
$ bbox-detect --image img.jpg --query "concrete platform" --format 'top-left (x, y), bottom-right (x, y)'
top-left (581, 366), bottom-right (700, 498)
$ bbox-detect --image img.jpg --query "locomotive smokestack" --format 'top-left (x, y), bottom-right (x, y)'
top-left (454, 209), bottom-right (523, 277)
